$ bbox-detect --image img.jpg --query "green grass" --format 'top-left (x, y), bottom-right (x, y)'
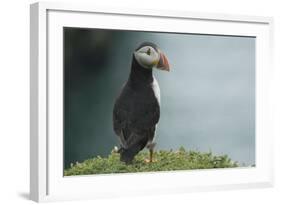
top-left (64, 147), bottom-right (239, 176)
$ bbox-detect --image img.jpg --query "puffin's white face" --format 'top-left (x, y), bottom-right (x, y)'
top-left (134, 46), bottom-right (160, 69)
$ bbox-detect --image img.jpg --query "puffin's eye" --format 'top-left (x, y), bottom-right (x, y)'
top-left (146, 48), bottom-right (151, 55)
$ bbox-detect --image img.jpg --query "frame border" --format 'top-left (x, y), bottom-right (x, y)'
top-left (30, 2), bottom-right (274, 202)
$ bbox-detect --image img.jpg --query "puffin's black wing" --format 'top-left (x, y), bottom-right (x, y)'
top-left (113, 83), bottom-right (160, 149)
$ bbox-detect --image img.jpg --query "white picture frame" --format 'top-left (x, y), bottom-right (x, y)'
top-left (30, 2), bottom-right (274, 202)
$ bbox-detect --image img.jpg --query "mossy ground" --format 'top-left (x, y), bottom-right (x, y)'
top-left (64, 147), bottom-right (238, 176)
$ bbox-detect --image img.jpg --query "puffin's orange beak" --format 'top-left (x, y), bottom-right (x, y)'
top-left (156, 50), bottom-right (170, 72)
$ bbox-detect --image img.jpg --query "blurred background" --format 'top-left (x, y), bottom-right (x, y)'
top-left (64, 27), bottom-right (255, 169)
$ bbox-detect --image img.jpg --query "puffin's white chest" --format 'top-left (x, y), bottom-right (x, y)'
top-left (152, 77), bottom-right (161, 105)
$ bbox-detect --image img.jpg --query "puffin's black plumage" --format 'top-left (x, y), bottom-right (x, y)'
top-left (113, 42), bottom-right (164, 164)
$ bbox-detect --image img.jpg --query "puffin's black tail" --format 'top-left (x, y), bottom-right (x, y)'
top-left (119, 140), bottom-right (147, 164)
top-left (120, 148), bottom-right (138, 164)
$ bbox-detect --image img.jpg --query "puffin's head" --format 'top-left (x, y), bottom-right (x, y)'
top-left (134, 42), bottom-right (170, 71)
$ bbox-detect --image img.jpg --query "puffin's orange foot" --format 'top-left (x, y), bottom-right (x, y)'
top-left (144, 158), bottom-right (157, 163)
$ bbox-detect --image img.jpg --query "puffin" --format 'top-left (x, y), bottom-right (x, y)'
top-left (113, 42), bottom-right (170, 164)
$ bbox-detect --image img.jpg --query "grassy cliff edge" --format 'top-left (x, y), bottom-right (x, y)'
top-left (64, 147), bottom-right (238, 176)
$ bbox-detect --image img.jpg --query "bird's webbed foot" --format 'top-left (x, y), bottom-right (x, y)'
top-left (145, 142), bottom-right (157, 163)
